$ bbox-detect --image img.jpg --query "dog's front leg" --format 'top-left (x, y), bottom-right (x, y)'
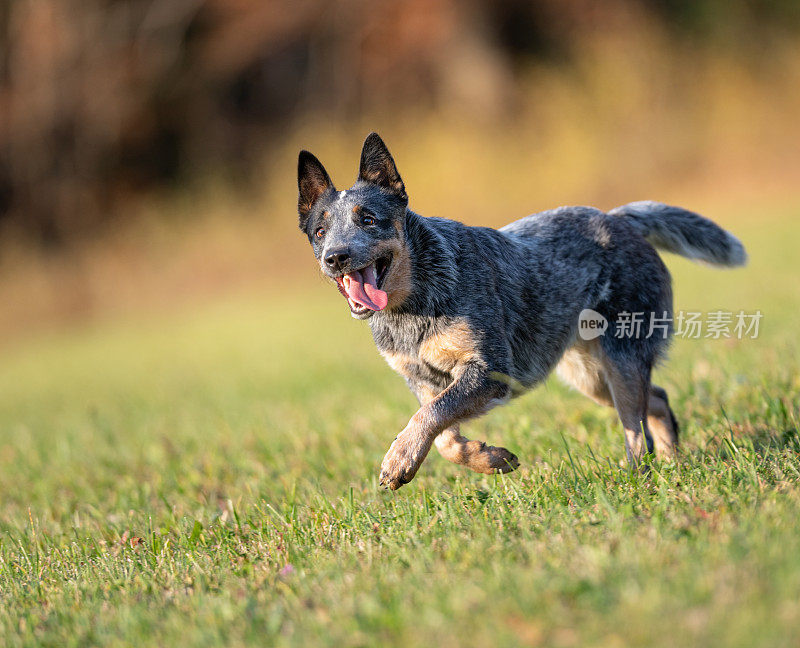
top-left (379, 364), bottom-right (508, 490)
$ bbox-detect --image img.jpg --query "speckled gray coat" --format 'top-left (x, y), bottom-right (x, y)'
top-left (297, 133), bottom-right (746, 489)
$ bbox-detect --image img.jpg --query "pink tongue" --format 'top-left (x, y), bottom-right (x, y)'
top-left (343, 266), bottom-right (388, 311)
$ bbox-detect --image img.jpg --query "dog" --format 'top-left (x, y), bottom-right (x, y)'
top-left (296, 133), bottom-right (746, 490)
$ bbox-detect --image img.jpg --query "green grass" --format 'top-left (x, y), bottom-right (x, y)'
top-left (1, 211), bottom-right (800, 647)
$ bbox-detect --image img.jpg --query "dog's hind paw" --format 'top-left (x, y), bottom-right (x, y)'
top-left (434, 430), bottom-right (521, 475)
top-left (473, 444), bottom-right (520, 474)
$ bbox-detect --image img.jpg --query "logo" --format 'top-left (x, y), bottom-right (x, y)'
top-left (578, 309), bottom-right (608, 340)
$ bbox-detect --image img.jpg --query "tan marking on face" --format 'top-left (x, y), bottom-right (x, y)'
top-left (383, 239), bottom-right (412, 308)
top-left (352, 205), bottom-right (361, 214)
top-left (418, 320), bottom-right (481, 372)
top-left (365, 236), bottom-right (412, 310)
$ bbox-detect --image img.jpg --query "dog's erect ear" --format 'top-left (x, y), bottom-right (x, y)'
top-left (298, 150), bottom-right (334, 229)
top-left (358, 132), bottom-right (407, 202)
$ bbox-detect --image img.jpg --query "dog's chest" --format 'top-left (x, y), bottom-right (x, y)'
top-left (379, 347), bottom-right (451, 389)
top-left (373, 317), bottom-right (482, 388)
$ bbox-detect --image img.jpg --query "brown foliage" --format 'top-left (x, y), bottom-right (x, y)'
top-left (0, 0), bottom-right (797, 244)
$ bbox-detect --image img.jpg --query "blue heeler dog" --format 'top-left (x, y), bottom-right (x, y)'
top-left (297, 133), bottom-right (747, 490)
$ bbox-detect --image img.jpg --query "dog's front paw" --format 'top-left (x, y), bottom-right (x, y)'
top-left (379, 431), bottom-right (430, 490)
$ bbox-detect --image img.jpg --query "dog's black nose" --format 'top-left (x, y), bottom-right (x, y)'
top-left (324, 248), bottom-right (350, 271)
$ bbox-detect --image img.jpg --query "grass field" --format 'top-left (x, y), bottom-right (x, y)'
top-left (1, 207), bottom-right (799, 647)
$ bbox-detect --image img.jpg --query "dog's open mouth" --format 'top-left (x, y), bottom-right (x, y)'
top-left (335, 254), bottom-right (392, 314)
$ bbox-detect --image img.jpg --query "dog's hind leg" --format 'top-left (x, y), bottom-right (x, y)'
top-left (557, 340), bottom-right (615, 407)
top-left (557, 340), bottom-right (658, 464)
top-left (647, 385), bottom-right (679, 458)
top-left (409, 383), bottom-right (519, 475)
top-left (434, 425), bottom-right (520, 474)
top-left (602, 357), bottom-right (653, 466)
top-left (379, 365), bottom-right (512, 489)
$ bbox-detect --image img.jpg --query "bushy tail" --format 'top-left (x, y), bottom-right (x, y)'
top-left (608, 201), bottom-right (747, 267)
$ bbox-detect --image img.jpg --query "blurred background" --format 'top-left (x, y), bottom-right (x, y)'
top-left (1, 0), bottom-right (800, 343)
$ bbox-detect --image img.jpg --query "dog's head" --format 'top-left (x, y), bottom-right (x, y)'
top-left (297, 133), bottom-right (413, 319)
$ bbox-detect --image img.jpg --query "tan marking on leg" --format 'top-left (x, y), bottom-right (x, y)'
top-left (559, 341), bottom-right (667, 465)
top-left (556, 339), bottom-right (613, 406)
top-left (434, 426), bottom-right (519, 474)
top-left (413, 382), bottom-right (518, 475)
top-left (379, 383), bottom-right (440, 490)
top-left (418, 320), bottom-right (481, 372)
top-left (603, 361), bottom-right (652, 465)
top-left (647, 385), bottom-right (678, 458)
top-left (380, 367), bottom-right (513, 489)
top-left (380, 419), bottom-right (437, 489)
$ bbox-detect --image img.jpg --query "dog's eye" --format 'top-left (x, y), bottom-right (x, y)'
top-left (362, 214), bottom-right (375, 226)
top-left (315, 227), bottom-right (326, 239)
